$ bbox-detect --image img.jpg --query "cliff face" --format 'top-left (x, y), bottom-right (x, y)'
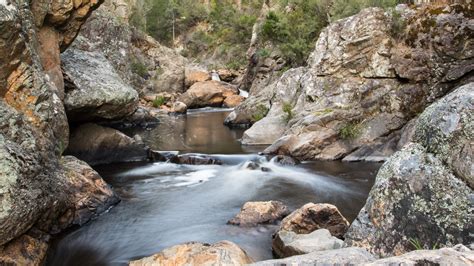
top-left (227, 4), bottom-right (473, 162)
top-left (0, 0), bottom-right (118, 263)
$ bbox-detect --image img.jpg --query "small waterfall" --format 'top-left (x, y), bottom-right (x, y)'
top-left (211, 71), bottom-right (220, 81)
top-left (239, 89), bottom-right (249, 98)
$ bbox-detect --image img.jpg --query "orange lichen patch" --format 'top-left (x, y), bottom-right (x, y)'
top-left (5, 65), bottom-right (42, 126)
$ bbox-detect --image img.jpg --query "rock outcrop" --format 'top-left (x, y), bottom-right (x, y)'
top-left (344, 84), bottom-right (473, 257)
top-left (227, 4), bottom-right (473, 162)
top-left (67, 123), bottom-right (149, 165)
top-left (0, 0), bottom-right (118, 263)
top-left (278, 203), bottom-right (350, 239)
top-left (272, 229), bottom-right (344, 258)
top-left (129, 241), bottom-right (253, 266)
top-left (228, 201), bottom-right (290, 226)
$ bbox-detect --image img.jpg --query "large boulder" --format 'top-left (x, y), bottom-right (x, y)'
top-left (62, 49), bottom-right (139, 122)
top-left (227, 4), bottom-right (473, 162)
top-left (278, 203), bottom-right (350, 239)
top-left (251, 247), bottom-right (376, 266)
top-left (178, 80), bottom-right (239, 109)
top-left (272, 229), bottom-right (344, 258)
top-left (66, 123), bottom-right (149, 165)
top-left (344, 85), bottom-right (473, 257)
top-left (228, 201), bottom-right (290, 226)
top-left (129, 241), bottom-right (253, 266)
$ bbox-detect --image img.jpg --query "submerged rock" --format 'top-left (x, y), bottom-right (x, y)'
top-left (228, 201), bottom-right (290, 226)
top-left (344, 85), bottom-right (473, 257)
top-left (271, 155), bottom-right (300, 166)
top-left (179, 80), bottom-right (239, 109)
top-left (66, 123), bottom-right (149, 165)
top-left (278, 203), bottom-right (350, 239)
top-left (272, 229), bottom-right (344, 258)
top-left (129, 241), bottom-right (253, 266)
top-left (252, 247), bottom-right (376, 265)
top-left (62, 49), bottom-right (139, 122)
top-left (170, 154), bottom-right (223, 165)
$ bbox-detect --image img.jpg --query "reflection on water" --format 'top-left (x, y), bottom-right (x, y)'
top-left (122, 109), bottom-right (263, 154)
top-left (47, 109), bottom-right (381, 266)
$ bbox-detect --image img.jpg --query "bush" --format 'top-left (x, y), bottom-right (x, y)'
top-left (153, 96), bottom-right (167, 108)
top-left (252, 104), bottom-right (270, 122)
top-left (390, 8), bottom-right (406, 38)
top-left (339, 122), bottom-right (361, 139)
top-left (131, 60), bottom-right (148, 78)
top-left (282, 102), bottom-right (294, 122)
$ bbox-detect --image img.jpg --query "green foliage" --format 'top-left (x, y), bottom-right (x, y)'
top-left (409, 238), bottom-right (439, 251)
top-left (314, 108), bottom-right (333, 116)
top-left (257, 48), bottom-right (271, 58)
top-left (390, 8), bottom-right (406, 38)
top-left (282, 102), bottom-right (294, 122)
top-left (261, 1), bottom-right (330, 67)
top-left (226, 58), bottom-right (247, 70)
top-left (252, 104), bottom-right (270, 122)
top-left (134, 0), bottom-right (404, 68)
top-left (153, 96), bottom-right (167, 107)
top-left (339, 122), bottom-right (361, 140)
top-left (131, 60), bottom-right (148, 78)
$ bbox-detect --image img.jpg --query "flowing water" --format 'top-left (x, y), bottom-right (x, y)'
top-left (47, 109), bottom-right (381, 266)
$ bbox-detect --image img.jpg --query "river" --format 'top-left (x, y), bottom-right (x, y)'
top-left (47, 109), bottom-right (381, 265)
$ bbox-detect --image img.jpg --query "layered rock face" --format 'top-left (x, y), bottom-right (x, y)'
top-left (227, 4), bottom-right (473, 162)
top-left (344, 83), bottom-right (473, 257)
top-left (0, 0), bottom-right (118, 264)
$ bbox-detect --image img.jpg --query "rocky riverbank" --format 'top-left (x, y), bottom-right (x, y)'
top-left (0, 0), bottom-right (472, 265)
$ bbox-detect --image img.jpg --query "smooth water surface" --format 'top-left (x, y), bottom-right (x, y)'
top-left (47, 109), bottom-right (381, 266)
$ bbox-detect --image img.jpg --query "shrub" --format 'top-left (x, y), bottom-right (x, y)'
top-left (252, 104), bottom-right (269, 122)
top-left (282, 102), bottom-right (294, 122)
top-left (257, 48), bottom-right (271, 58)
top-left (153, 96), bottom-right (167, 108)
top-left (339, 122), bottom-right (361, 139)
top-left (131, 60), bottom-right (148, 78)
top-left (390, 9), bottom-right (406, 38)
